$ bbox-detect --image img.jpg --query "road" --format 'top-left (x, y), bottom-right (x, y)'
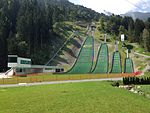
top-left (0, 78), bottom-right (122, 88)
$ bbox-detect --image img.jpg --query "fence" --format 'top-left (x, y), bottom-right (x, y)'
top-left (0, 73), bottom-right (136, 85)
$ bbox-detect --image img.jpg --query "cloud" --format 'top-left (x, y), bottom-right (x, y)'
top-left (133, 0), bottom-right (150, 12)
top-left (70, 0), bottom-right (80, 4)
top-left (69, 0), bottom-right (150, 14)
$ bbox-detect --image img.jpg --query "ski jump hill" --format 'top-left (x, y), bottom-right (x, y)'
top-left (66, 36), bottom-right (134, 74)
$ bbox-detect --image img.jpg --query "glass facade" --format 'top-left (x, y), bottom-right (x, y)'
top-left (20, 60), bottom-right (31, 65)
top-left (8, 57), bottom-right (17, 63)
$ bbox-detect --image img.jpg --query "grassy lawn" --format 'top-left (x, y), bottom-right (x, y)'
top-left (144, 72), bottom-right (150, 76)
top-left (132, 43), bottom-right (150, 56)
top-left (140, 85), bottom-right (150, 95)
top-left (94, 28), bottom-right (103, 41)
top-left (0, 81), bottom-right (150, 113)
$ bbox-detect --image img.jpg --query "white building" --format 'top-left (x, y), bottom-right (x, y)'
top-left (7, 55), bottom-right (64, 76)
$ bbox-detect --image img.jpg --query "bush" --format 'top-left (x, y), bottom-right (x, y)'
top-left (123, 77), bottom-right (150, 85)
top-left (111, 81), bottom-right (120, 87)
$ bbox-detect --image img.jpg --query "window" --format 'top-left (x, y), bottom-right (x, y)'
top-left (8, 57), bottom-right (17, 63)
top-left (45, 68), bottom-right (53, 70)
top-left (20, 60), bottom-right (31, 65)
top-left (16, 68), bottom-right (23, 72)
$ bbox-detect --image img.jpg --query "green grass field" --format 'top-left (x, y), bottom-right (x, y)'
top-left (133, 44), bottom-right (150, 56)
top-left (140, 85), bottom-right (150, 95)
top-left (0, 81), bottom-right (150, 113)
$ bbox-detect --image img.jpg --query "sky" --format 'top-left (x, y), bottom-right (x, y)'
top-left (69, 0), bottom-right (150, 14)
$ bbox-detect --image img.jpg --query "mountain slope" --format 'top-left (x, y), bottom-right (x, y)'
top-left (121, 12), bottom-right (150, 21)
top-left (43, 0), bottom-right (102, 21)
top-left (0, 0), bottom-right (104, 71)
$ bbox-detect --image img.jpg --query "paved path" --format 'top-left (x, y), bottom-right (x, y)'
top-left (0, 78), bottom-right (122, 88)
top-left (134, 52), bottom-right (150, 58)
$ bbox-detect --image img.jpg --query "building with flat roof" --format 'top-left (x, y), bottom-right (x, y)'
top-left (7, 55), bottom-right (64, 75)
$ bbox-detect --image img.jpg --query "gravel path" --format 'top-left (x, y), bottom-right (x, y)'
top-left (0, 78), bottom-right (122, 88)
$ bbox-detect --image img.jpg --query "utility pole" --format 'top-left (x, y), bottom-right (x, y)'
top-left (115, 40), bottom-right (119, 52)
top-left (126, 49), bottom-right (129, 58)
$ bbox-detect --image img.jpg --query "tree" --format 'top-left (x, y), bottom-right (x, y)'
top-left (127, 18), bottom-right (134, 42)
top-left (99, 17), bottom-right (105, 32)
top-left (119, 25), bottom-right (126, 35)
top-left (134, 19), bottom-right (145, 43)
top-left (145, 18), bottom-right (150, 29)
top-left (0, 0), bottom-right (11, 72)
top-left (121, 16), bottom-right (132, 30)
top-left (142, 29), bottom-right (150, 52)
top-left (2, 0), bottom-right (102, 71)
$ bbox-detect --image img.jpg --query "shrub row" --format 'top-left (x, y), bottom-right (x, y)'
top-left (123, 77), bottom-right (150, 85)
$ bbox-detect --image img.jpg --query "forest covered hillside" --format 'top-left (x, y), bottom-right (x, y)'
top-left (0, 0), bottom-right (103, 71)
top-left (0, 0), bottom-right (150, 72)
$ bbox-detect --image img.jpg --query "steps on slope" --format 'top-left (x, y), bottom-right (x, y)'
top-left (67, 36), bottom-right (93, 74)
top-left (111, 52), bottom-right (122, 73)
top-left (92, 43), bottom-right (108, 74)
top-left (124, 58), bottom-right (134, 73)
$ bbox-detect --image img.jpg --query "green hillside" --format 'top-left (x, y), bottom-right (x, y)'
top-left (0, 0), bottom-right (102, 72)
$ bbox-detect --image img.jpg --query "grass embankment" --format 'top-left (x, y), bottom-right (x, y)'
top-left (144, 72), bottom-right (150, 77)
top-left (130, 43), bottom-right (150, 71)
top-left (133, 55), bottom-right (149, 71)
top-left (140, 85), bottom-right (150, 95)
top-left (0, 73), bottom-right (133, 85)
top-left (132, 43), bottom-right (150, 56)
top-left (0, 82), bottom-right (150, 113)
top-left (51, 21), bottom-right (87, 70)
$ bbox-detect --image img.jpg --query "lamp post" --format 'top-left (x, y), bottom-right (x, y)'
top-left (121, 34), bottom-right (125, 47)
top-left (115, 40), bottom-right (119, 52)
top-left (104, 34), bottom-right (107, 43)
